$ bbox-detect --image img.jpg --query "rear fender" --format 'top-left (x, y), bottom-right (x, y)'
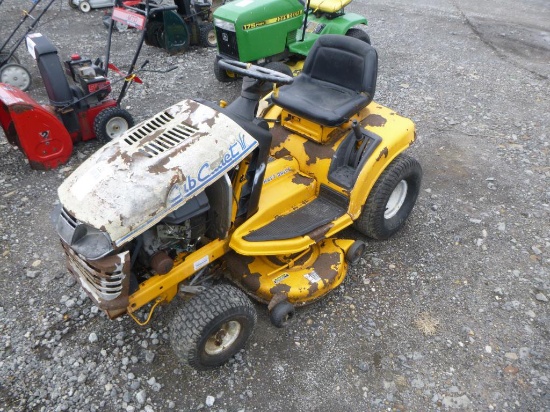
top-left (348, 107), bottom-right (416, 218)
top-left (0, 84), bottom-right (73, 170)
top-left (314, 13), bottom-right (368, 35)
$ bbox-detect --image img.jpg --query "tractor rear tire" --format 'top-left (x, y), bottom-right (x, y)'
top-left (93, 107), bottom-right (134, 143)
top-left (346, 28), bottom-right (371, 45)
top-left (200, 23), bottom-right (217, 48)
top-left (353, 154), bottom-right (422, 239)
top-left (79, 1), bottom-right (91, 12)
top-left (0, 64), bottom-right (32, 91)
top-left (170, 284), bottom-right (256, 370)
top-left (214, 56), bottom-right (237, 82)
top-left (68, 0), bottom-right (78, 8)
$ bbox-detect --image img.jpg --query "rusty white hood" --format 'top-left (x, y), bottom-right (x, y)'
top-left (58, 99), bottom-right (258, 246)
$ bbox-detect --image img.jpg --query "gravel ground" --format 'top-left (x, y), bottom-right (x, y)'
top-left (1, 0), bottom-right (549, 411)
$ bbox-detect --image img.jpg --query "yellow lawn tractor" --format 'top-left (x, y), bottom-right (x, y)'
top-left (52, 35), bottom-right (421, 370)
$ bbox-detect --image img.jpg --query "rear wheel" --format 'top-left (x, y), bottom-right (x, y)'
top-left (346, 27), bottom-right (371, 45)
top-left (68, 0), bottom-right (78, 8)
top-left (353, 154), bottom-right (422, 239)
top-left (199, 23), bottom-right (217, 48)
top-left (93, 107), bottom-right (134, 143)
top-left (0, 64), bottom-right (32, 91)
top-left (170, 284), bottom-right (256, 370)
top-left (79, 1), bottom-right (91, 12)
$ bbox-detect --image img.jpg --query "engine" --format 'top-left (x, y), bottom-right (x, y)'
top-left (133, 191), bottom-right (210, 275)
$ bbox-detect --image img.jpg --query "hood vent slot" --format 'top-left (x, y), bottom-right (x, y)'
top-left (122, 110), bottom-right (199, 158)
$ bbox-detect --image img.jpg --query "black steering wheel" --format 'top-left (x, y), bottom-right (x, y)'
top-left (218, 59), bottom-right (294, 85)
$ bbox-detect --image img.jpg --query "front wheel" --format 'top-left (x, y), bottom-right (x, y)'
top-left (353, 154), bottom-right (422, 239)
top-left (170, 284), bottom-right (256, 370)
top-left (213, 56), bottom-right (237, 82)
top-left (93, 107), bottom-right (134, 143)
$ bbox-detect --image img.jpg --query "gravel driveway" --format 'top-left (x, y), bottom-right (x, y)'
top-left (0, 0), bottom-right (549, 411)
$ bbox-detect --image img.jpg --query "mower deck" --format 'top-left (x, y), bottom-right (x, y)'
top-left (225, 238), bottom-right (354, 305)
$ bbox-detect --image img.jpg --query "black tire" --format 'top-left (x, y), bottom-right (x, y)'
top-left (170, 284), bottom-right (256, 370)
top-left (269, 300), bottom-right (295, 328)
top-left (214, 56), bottom-right (237, 82)
top-left (199, 23), bottom-right (217, 48)
top-left (79, 1), bottom-right (91, 12)
top-left (68, 0), bottom-right (78, 8)
top-left (346, 27), bottom-right (371, 45)
top-left (93, 107), bottom-right (134, 143)
top-left (353, 154), bottom-right (422, 239)
top-left (0, 63), bottom-right (32, 91)
top-left (345, 240), bottom-right (366, 266)
top-left (145, 21), bottom-right (163, 47)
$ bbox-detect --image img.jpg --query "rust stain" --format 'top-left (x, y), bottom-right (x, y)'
top-left (303, 139), bottom-right (335, 166)
top-left (307, 223), bottom-right (333, 243)
top-left (11, 103), bottom-right (33, 114)
top-left (291, 173), bottom-right (313, 186)
top-left (270, 124), bottom-right (291, 149)
top-left (376, 147), bottom-right (389, 161)
top-left (363, 114), bottom-right (387, 127)
top-left (269, 283), bottom-right (291, 297)
top-left (273, 147), bottom-right (291, 158)
top-left (225, 253), bottom-right (261, 292)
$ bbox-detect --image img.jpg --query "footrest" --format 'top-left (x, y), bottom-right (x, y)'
top-left (244, 185), bottom-right (348, 242)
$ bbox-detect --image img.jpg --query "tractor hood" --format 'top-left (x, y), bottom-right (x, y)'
top-left (58, 99), bottom-right (258, 248)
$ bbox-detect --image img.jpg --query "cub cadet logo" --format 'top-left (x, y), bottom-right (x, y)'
top-left (242, 10), bottom-right (302, 30)
top-left (182, 133), bottom-right (252, 194)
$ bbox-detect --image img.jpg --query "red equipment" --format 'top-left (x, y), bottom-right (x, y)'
top-left (0, 32), bottom-right (136, 170)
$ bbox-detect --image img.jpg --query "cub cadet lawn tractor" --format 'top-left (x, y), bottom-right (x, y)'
top-left (52, 35), bottom-right (421, 370)
top-left (212, 0), bottom-right (369, 81)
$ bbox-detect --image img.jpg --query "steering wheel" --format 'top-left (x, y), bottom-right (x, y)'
top-left (217, 59), bottom-right (294, 85)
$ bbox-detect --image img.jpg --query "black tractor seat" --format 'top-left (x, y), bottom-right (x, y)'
top-left (272, 34), bottom-right (378, 127)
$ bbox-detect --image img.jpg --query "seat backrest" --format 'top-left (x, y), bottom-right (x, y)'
top-left (302, 34), bottom-right (378, 98)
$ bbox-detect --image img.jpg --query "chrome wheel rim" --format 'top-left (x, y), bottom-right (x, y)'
top-left (80, 2), bottom-right (91, 12)
top-left (105, 117), bottom-right (128, 139)
top-left (385, 180), bottom-right (408, 219)
top-left (204, 320), bottom-right (241, 355)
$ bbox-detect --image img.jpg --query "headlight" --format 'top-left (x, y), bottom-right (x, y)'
top-left (53, 204), bottom-right (114, 261)
top-left (70, 225), bottom-right (114, 261)
top-left (214, 18), bottom-right (235, 32)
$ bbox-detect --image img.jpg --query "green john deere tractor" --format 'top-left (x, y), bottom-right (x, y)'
top-left (212, 0), bottom-right (370, 81)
